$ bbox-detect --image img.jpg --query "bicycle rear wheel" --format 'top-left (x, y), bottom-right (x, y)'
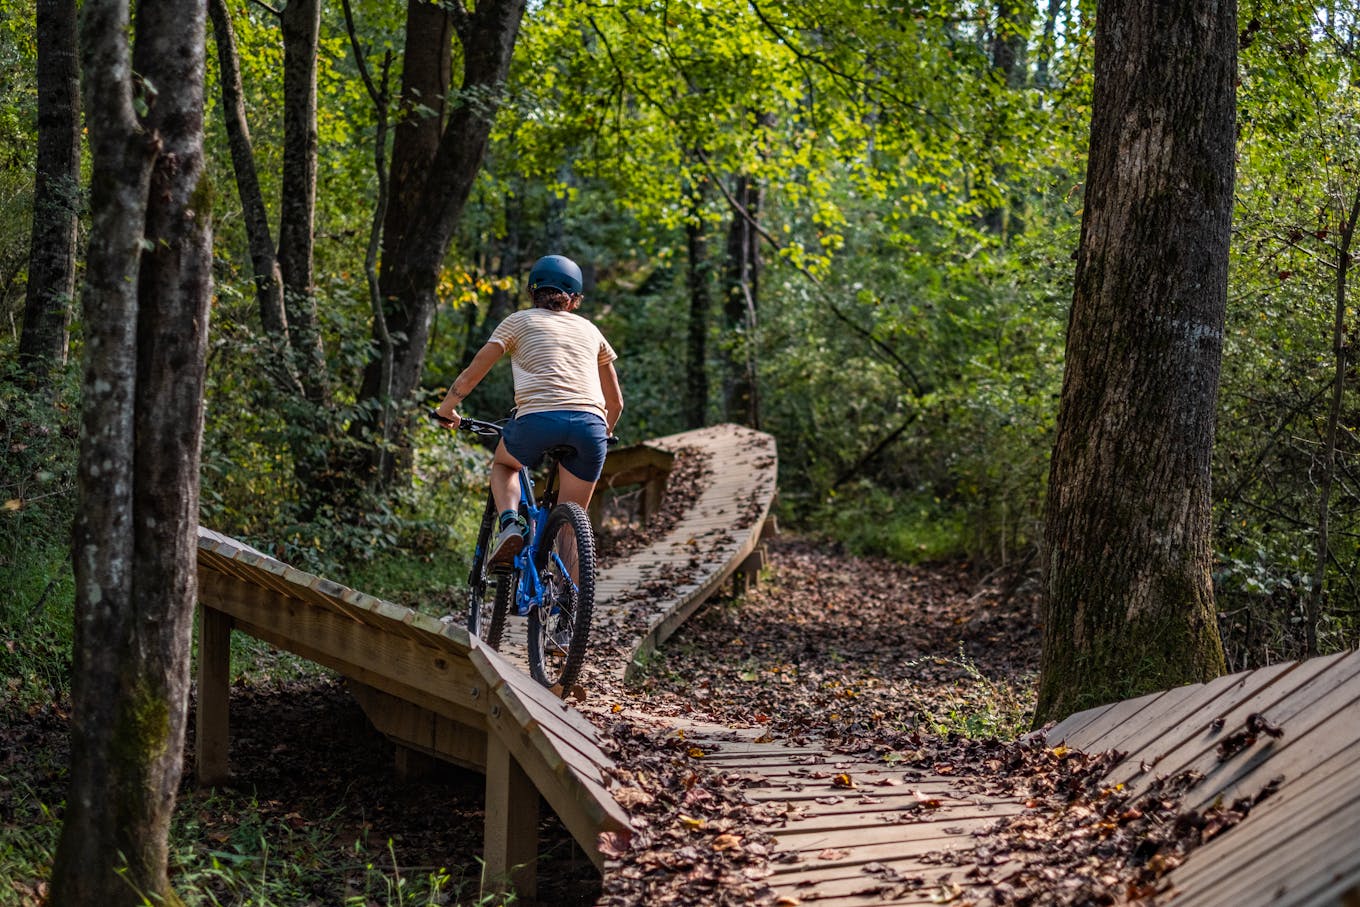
top-left (527, 502), bottom-right (596, 691)
top-left (467, 493), bottom-right (511, 649)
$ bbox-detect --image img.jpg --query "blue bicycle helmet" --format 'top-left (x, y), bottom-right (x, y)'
top-left (528, 254), bottom-right (583, 295)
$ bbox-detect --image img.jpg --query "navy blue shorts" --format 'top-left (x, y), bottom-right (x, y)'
top-left (501, 410), bottom-right (609, 482)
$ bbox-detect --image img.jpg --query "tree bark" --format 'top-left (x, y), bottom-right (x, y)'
top-left (18, 0), bottom-right (81, 384)
top-left (1034, 0), bottom-right (1233, 725)
top-left (1306, 189), bottom-right (1360, 656)
top-left (722, 174), bottom-right (761, 428)
top-left (685, 176), bottom-right (711, 429)
top-left (279, 0), bottom-right (327, 406)
top-left (354, 0), bottom-right (526, 486)
top-left (51, 0), bottom-right (211, 903)
top-left (207, 0), bottom-right (291, 356)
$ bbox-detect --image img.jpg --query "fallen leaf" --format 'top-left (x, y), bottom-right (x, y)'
top-left (711, 833), bottom-right (741, 851)
top-left (598, 830), bottom-right (632, 858)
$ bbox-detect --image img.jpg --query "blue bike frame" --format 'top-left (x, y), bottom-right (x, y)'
top-left (502, 452), bottom-right (578, 620)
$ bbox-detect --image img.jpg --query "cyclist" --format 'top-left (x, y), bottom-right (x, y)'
top-left (434, 254), bottom-right (624, 568)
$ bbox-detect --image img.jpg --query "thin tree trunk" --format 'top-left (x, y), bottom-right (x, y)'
top-left (684, 175), bottom-right (711, 429)
top-left (279, 0), bottom-right (327, 406)
top-left (51, 0), bottom-right (211, 902)
top-left (1307, 189), bottom-right (1360, 656)
top-left (207, 0), bottom-right (299, 394)
top-left (722, 174), bottom-right (761, 428)
top-left (18, 0), bottom-right (81, 384)
top-left (1034, 0), bottom-right (1063, 87)
top-left (1034, 0), bottom-right (1233, 725)
top-left (341, 0), bottom-right (396, 488)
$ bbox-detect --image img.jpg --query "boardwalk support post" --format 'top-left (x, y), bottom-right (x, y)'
top-left (196, 604), bottom-right (233, 786)
top-left (484, 721), bottom-right (539, 899)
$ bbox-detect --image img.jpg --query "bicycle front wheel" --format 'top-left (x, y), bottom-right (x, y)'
top-left (527, 502), bottom-right (596, 692)
top-left (467, 492), bottom-right (510, 650)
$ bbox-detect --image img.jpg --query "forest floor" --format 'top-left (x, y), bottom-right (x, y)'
top-left (1, 535), bottom-right (1255, 906)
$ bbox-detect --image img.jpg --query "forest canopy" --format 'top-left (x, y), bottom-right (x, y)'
top-left (3, 0), bottom-right (1359, 686)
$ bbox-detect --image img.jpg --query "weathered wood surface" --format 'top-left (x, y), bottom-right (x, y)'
top-left (1044, 648), bottom-right (1360, 907)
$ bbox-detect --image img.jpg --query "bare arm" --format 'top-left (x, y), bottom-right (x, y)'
top-left (434, 341), bottom-right (504, 426)
top-left (599, 360), bottom-right (624, 434)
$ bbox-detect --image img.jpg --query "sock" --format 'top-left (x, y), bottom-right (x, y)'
top-left (498, 510), bottom-right (520, 530)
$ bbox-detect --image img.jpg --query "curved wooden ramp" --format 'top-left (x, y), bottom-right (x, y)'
top-left (193, 423), bottom-right (780, 898)
top-left (1043, 649), bottom-right (1360, 906)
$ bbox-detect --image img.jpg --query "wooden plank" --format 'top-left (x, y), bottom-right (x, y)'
top-left (1039, 701), bottom-right (1117, 746)
top-left (1163, 791), bottom-right (1360, 907)
top-left (769, 802), bottom-right (1027, 835)
top-left (483, 733), bottom-right (539, 900)
top-left (200, 571), bottom-right (488, 722)
top-left (195, 604), bottom-right (232, 786)
top-left (1049, 690), bottom-right (1167, 752)
top-left (490, 682), bottom-right (614, 788)
top-left (348, 681), bottom-right (488, 771)
top-left (482, 700), bottom-right (619, 871)
top-left (767, 862), bottom-right (971, 901)
top-left (1164, 745), bottom-right (1360, 902)
top-left (474, 644), bottom-right (609, 743)
top-left (1093, 660), bottom-right (1298, 759)
top-left (1109, 649), bottom-right (1360, 789)
top-left (1181, 673), bottom-right (1360, 811)
top-left (743, 783), bottom-right (982, 805)
top-left (771, 813), bottom-right (1011, 856)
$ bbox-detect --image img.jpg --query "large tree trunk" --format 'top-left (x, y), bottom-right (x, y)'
top-left (1034, 0), bottom-right (1233, 725)
top-left (51, 0), bottom-right (211, 903)
top-left (354, 0), bottom-right (526, 486)
top-left (18, 0), bottom-right (81, 384)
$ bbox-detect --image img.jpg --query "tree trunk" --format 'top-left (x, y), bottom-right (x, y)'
top-left (354, 0), bottom-right (526, 487)
top-left (1306, 189), bottom-right (1360, 656)
top-left (51, 0), bottom-right (211, 903)
top-left (18, 0), bottom-right (81, 384)
top-left (279, 0), bottom-right (327, 406)
top-left (722, 174), bottom-right (761, 428)
top-left (685, 176), bottom-right (711, 429)
top-left (207, 0), bottom-right (290, 355)
top-left (1034, 0), bottom-right (1233, 725)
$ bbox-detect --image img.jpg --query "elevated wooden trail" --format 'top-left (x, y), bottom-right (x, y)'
top-left (193, 423), bottom-right (778, 898)
top-left (1043, 649), bottom-right (1360, 907)
top-left (195, 420), bottom-right (1360, 905)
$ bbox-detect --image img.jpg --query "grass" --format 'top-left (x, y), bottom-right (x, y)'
top-left (915, 651), bottom-right (1037, 740)
top-left (0, 786), bottom-right (515, 907)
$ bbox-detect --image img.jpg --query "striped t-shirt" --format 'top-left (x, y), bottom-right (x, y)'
top-left (488, 308), bottom-right (618, 419)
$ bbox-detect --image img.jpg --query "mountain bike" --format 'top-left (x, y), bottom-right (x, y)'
top-left (430, 411), bottom-right (597, 692)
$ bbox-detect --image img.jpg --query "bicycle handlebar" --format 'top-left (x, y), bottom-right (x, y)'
top-left (428, 409), bottom-right (503, 438)
top-left (430, 408), bottom-right (620, 446)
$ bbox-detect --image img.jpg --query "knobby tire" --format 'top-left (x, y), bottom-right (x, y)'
top-left (527, 502), bottom-right (595, 691)
top-left (467, 492), bottom-right (510, 649)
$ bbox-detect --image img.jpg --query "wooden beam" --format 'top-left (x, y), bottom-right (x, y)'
top-left (198, 571), bottom-right (487, 724)
top-left (348, 680), bottom-right (489, 772)
top-left (484, 726), bottom-right (539, 899)
top-left (195, 604), bottom-right (233, 786)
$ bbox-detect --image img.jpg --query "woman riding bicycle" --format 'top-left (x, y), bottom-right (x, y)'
top-left (434, 254), bottom-right (624, 568)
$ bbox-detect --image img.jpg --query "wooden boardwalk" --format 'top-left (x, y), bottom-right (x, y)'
top-left (498, 423), bottom-right (779, 678)
top-left (1044, 649), bottom-right (1360, 907)
top-left (194, 422), bottom-right (779, 899)
top-left (196, 419), bottom-right (1360, 905)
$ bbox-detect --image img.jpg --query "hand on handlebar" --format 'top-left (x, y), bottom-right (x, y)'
top-left (429, 408), bottom-right (460, 430)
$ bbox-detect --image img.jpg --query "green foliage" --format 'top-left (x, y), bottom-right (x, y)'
top-left (916, 652), bottom-right (1036, 741)
top-left (0, 364), bottom-right (79, 705)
